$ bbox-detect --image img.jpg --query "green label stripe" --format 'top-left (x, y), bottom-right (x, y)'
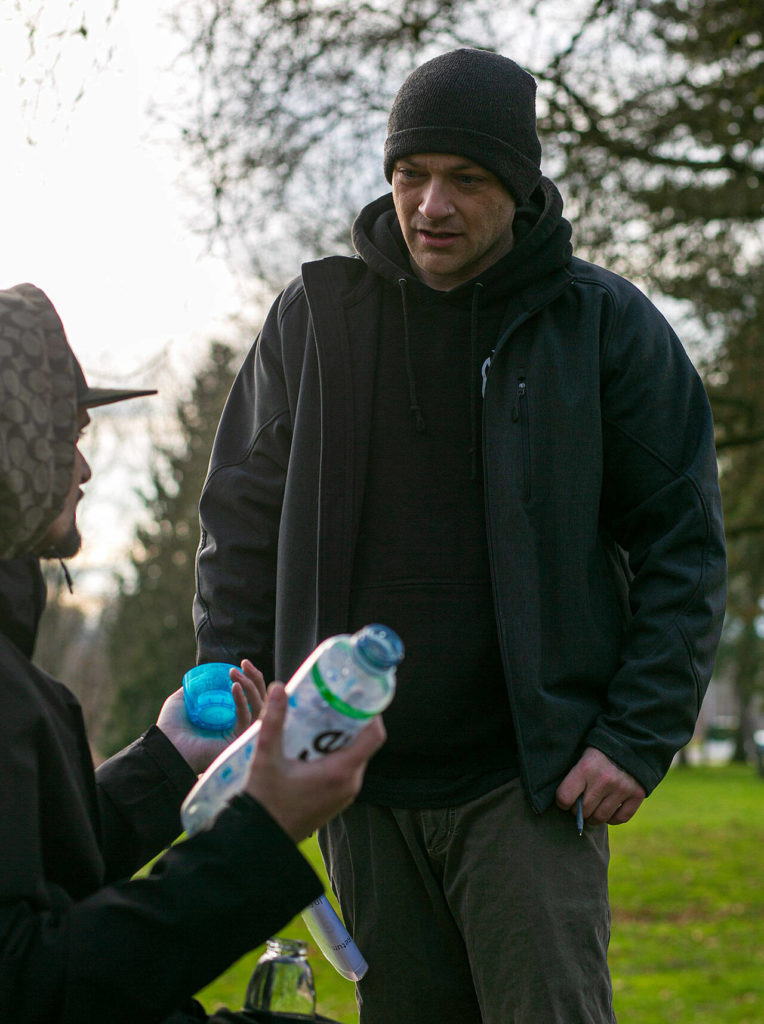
top-left (310, 663), bottom-right (375, 720)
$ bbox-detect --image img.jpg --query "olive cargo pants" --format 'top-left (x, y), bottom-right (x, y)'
top-left (318, 779), bottom-right (616, 1024)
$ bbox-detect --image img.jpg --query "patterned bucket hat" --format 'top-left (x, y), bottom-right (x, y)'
top-left (0, 284), bottom-right (155, 558)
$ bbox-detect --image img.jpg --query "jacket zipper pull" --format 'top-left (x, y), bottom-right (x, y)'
top-left (481, 350), bottom-right (494, 398)
top-left (512, 378), bottom-right (527, 421)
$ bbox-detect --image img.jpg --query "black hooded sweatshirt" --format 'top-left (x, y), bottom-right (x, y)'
top-left (348, 186), bottom-right (573, 806)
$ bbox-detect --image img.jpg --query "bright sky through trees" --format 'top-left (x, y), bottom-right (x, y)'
top-left (1, 3), bottom-right (246, 589)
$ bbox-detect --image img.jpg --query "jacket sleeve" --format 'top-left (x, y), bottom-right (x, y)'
top-left (0, 673), bottom-right (323, 1024)
top-left (95, 725), bottom-right (198, 883)
top-left (0, 791), bottom-right (323, 1024)
top-left (194, 289), bottom-right (296, 679)
top-left (587, 280), bottom-right (727, 790)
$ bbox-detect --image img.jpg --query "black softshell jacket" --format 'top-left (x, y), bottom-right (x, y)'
top-left (195, 182), bottom-right (726, 813)
top-left (0, 558), bottom-right (322, 1024)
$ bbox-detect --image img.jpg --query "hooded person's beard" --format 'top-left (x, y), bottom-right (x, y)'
top-left (42, 521), bottom-right (82, 561)
top-left (55, 524), bottom-right (82, 558)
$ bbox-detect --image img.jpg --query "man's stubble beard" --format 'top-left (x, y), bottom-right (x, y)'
top-left (44, 523), bottom-right (82, 560)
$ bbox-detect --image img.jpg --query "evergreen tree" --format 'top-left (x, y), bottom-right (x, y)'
top-left (103, 342), bottom-right (237, 753)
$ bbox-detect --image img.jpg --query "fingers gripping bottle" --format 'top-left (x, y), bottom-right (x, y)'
top-left (180, 624), bottom-right (404, 981)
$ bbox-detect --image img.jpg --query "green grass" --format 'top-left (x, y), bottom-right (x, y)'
top-left (608, 763), bottom-right (764, 1023)
top-left (198, 764), bottom-right (764, 1023)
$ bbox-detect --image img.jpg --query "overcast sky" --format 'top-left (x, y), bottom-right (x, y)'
top-left (1, 3), bottom-right (252, 598)
top-left (1, 3), bottom-right (248, 371)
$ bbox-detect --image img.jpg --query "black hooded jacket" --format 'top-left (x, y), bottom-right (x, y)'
top-left (0, 557), bottom-right (323, 1024)
top-left (195, 179), bottom-right (726, 813)
top-left (0, 285), bottom-right (323, 1023)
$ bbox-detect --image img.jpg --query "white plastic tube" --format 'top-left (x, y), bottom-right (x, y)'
top-left (302, 894), bottom-right (368, 981)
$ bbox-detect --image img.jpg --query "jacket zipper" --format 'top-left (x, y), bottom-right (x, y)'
top-left (479, 280), bottom-right (574, 812)
top-left (512, 375), bottom-right (531, 502)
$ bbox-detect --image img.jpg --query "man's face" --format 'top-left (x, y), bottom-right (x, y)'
top-left (38, 408), bottom-right (92, 558)
top-left (391, 153), bottom-right (517, 291)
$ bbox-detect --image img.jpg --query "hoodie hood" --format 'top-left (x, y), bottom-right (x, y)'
top-left (0, 284), bottom-right (156, 560)
top-left (0, 285), bottom-right (80, 560)
top-left (351, 175), bottom-right (573, 300)
top-left (350, 177), bottom-right (573, 471)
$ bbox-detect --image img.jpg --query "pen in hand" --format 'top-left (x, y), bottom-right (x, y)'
top-left (576, 795), bottom-right (584, 837)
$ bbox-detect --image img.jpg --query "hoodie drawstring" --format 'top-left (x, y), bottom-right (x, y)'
top-left (397, 277), bottom-right (485, 476)
top-left (469, 283), bottom-right (484, 480)
top-left (59, 558), bottom-right (74, 594)
top-left (40, 550), bottom-right (75, 593)
top-left (398, 278), bottom-right (426, 433)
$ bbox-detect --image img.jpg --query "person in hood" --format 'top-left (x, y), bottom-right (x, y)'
top-left (193, 48), bottom-right (726, 1024)
top-left (0, 282), bottom-right (385, 1024)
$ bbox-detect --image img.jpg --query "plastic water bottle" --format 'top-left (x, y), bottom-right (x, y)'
top-left (181, 624), bottom-right (403, 836)
top-left (181, 625), bottom-right (402, 983)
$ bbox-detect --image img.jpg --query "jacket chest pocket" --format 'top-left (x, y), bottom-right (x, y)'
top-left (511, 374), bottom-right (531, 502)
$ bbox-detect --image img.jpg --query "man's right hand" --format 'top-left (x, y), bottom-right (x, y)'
top-left (244, 683), bottom-right (386, 842)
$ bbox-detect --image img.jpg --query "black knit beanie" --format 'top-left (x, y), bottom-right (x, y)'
top-left (384, 48), bottom-right (542, 204)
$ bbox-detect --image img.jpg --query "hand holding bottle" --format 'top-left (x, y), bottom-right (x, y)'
top-left (179, 625), bottom-right (401, 981)
top-left (181, 625), bottom-right (402, 836)
top-left (245, 683), bottom-right (386, 842)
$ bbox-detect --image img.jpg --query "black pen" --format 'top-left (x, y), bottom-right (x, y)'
top-left (576, 795), bottom-right (584, 837)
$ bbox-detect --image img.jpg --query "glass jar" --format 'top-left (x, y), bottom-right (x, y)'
top-left (244, 938), bottom-right (316, 1017)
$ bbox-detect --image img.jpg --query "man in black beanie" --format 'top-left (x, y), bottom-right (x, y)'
top-left (194, 48), bottom-right (726, 1023)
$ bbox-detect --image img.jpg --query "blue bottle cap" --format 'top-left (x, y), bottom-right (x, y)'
top-left (182, 663), bottom-right (237, 732)
top-left (356, 624), bottom-right (404, 670)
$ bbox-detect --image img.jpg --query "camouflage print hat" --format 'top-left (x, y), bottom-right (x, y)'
top-left (0, 284), bottom-right (155, 559)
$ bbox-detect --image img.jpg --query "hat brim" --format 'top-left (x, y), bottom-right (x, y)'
top-left (78, 386), bottom-right (158, 409)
